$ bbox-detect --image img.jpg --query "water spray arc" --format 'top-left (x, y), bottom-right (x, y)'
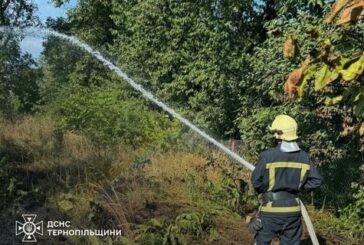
top-left (0, 27), bottom-right (319, 245)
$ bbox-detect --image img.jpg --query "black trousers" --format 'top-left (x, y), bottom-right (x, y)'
top-left (255, 214), bottom-right (302, 245)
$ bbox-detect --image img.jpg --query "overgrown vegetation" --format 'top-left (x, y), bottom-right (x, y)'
top-left (0, 0), bottom-right (363, 244)
top-left (0, 117), bottom-right (255, 244)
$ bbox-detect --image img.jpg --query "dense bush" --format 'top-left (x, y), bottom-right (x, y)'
top-left (54, 85), bottom-right (180, 148)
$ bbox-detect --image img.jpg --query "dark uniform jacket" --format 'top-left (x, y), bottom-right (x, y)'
top-left (251, 144), bottom-right (322, 216)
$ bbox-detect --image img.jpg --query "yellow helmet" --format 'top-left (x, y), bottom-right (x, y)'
top-left (269, 115), bottom-right (298, 141)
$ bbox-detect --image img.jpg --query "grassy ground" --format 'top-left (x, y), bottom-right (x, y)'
top-left (0, 117), bottom-right (362, 244)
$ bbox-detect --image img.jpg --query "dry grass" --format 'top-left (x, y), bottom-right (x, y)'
top-left (108, 146), bottom-right (145, 179)
top-left (211, 216), bottom-right (254, 245)
top-left (144, 152), bottom-right (206, 180)
top-left (143, 152), bottom-right (208, 206)
top-left (92, 174), bottom-right (161, 240)
top-left (0, 116), bottom-right (134, 182)
top-left (0, 117), bottom-right (56, 165)
top-left (62, 132), bottom-right (97, 163)
top-left (145, 150), bottom-right (251, 196)
top-left (0, 117), bottom-right (55, 147)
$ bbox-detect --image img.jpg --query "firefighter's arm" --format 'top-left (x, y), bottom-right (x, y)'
top-left (302, 160), bottom-right (322, 192)
top-left (251, 154), bottom-right (267, 194)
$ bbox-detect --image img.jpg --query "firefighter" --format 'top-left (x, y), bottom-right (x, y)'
top-left (251, 115), bottom-right (322, 245)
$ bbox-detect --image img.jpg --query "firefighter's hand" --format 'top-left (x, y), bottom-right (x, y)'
top-left (247, 217), bottom-right (263, 234)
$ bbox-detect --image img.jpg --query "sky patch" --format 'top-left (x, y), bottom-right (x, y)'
top-left (20, 0), bottom-right (77, 58)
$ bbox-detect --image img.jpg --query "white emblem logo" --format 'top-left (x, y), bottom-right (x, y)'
top-left (16, 214), bottom-right (43, 242)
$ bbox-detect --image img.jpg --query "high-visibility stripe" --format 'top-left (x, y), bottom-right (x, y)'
top-left (299, 165), bottom-right (310, 188)
top-left (261, 205), bottom-right (301, 213)
top-left (266, 162), bottom-right (310, 169)
top-left (266, 162), bottom-right (311, 191)
top-left (261, 200), bottom-right (301, 213)
top-left (268, 166), bottom-right (275, 191)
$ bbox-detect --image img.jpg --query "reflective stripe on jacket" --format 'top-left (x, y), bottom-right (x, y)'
top-left (251, 144), bottom-right (322, 215)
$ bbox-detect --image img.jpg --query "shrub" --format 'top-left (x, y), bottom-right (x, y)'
top-left (164, 212), bottom-right (216, 244)
top-left (55, 85), bottom-right (180, 148)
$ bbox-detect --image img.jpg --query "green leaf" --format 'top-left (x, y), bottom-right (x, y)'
top-left (324, 95), bottom-right (343, 105)
top-left (298, 65), bottom-right (316, 97)
top-left (297, 75), bottom-right (309, 97)
top-left (354, 94), bottom-right (364, 116)
top-left (314, 65), bottom-right (339, 91)
top-left (339, 54), bottom-right (364, 82)
top-left (334, 57), bottom-right (351, 71)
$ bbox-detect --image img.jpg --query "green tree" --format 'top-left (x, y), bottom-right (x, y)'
top-left (0, 0), bottom-right (37, 26)
top-left (0, 34), bottom-right (39, 117)
top-left (60, 0), bottom-right (261, 138)
top-left (0, 0), bottom-right (39, 117)
top-left (111, 0), bottom-right (263, 138)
